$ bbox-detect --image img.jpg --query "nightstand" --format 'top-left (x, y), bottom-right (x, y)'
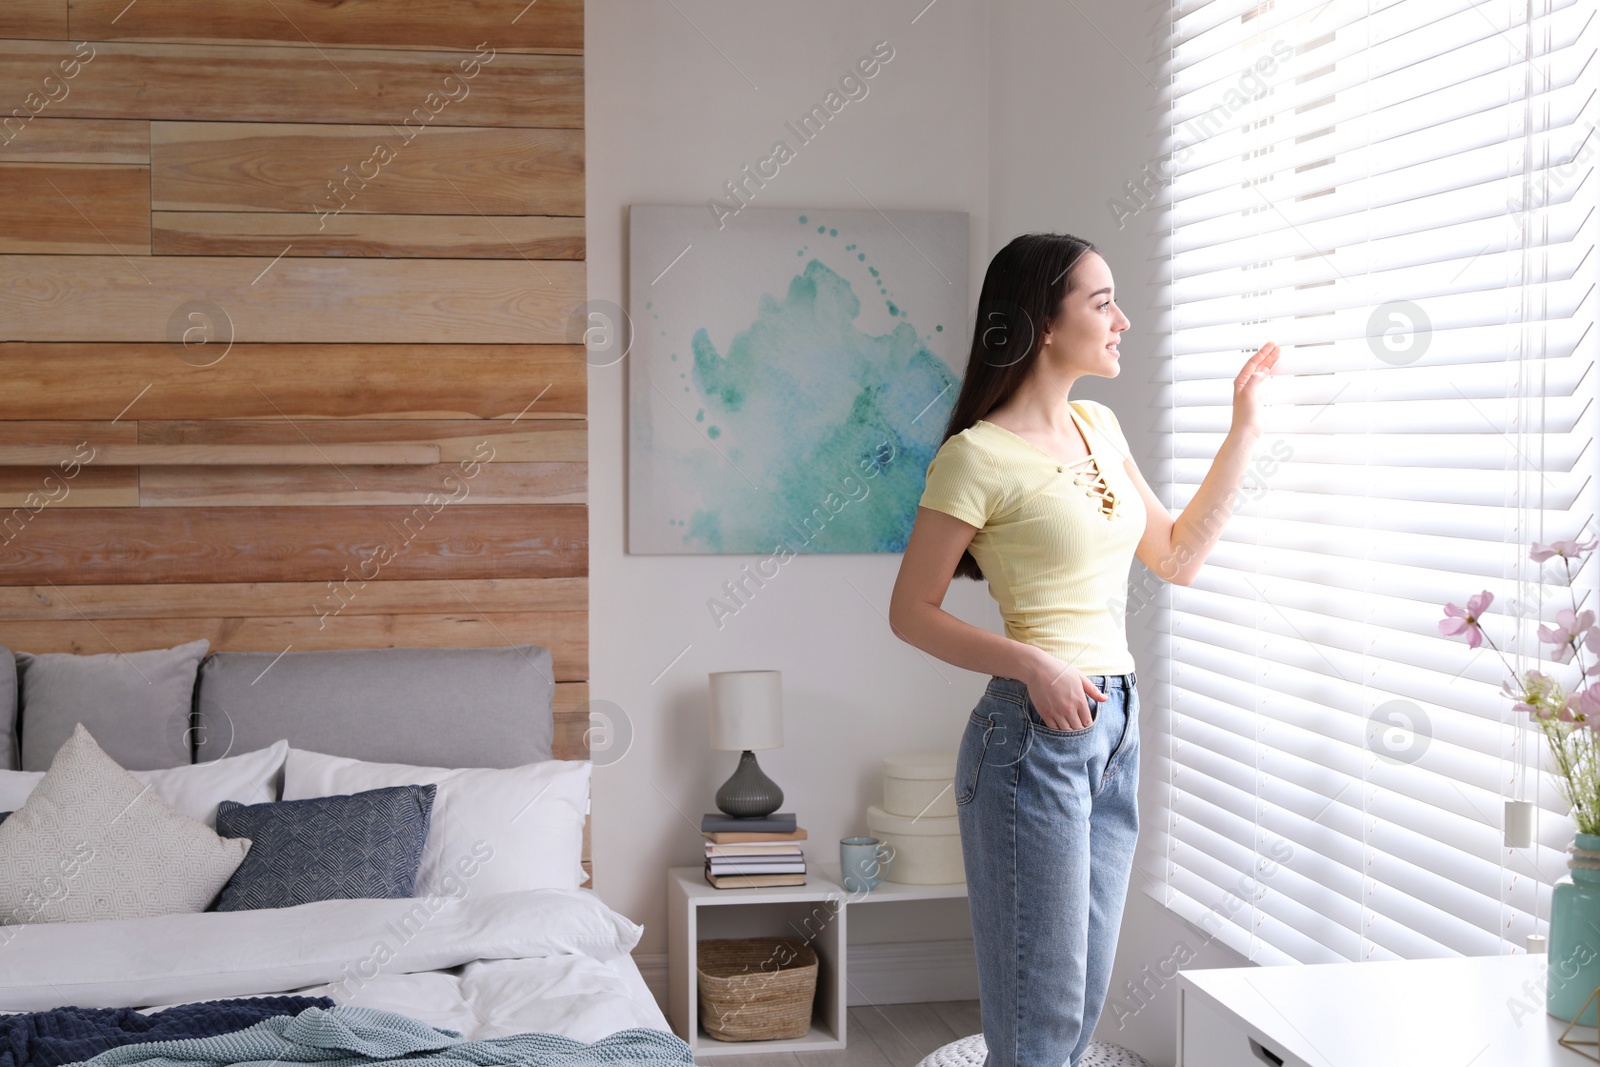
top-left (666, 864), bottom-right (969, 1056)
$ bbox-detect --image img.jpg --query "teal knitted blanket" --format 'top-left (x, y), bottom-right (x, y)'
top-left (64, 1006), bottom-right (696, 1067)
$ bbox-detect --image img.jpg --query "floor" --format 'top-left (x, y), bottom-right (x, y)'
top-left (723, 1000), bottom-right (980, 1067)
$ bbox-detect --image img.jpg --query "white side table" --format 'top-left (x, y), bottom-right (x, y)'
top-left (1178, 953), bottom-right (1595, 1066)
top-left (666, 864), bottom-right (969, 1057)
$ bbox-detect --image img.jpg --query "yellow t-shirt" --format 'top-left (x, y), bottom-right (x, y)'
top-left (917, 398), bottom-right (1147, 675)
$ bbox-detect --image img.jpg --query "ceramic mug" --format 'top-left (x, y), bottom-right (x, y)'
top-left (840, 836), bottom-right (895, 893)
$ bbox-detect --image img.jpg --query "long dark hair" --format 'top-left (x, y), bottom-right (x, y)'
top-left (942, 232), bottom-right (1100, 581)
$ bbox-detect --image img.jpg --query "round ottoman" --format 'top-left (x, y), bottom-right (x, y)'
top-left (915, 1033), bottom-right (1151, 1067)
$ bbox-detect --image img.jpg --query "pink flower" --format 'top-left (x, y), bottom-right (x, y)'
top-left (1531, 537), bottom-right (1599, 563)
top-left (1538, 608), bottom-right (1597, 665)
top-left (1572, 687), bottom-right (1600, 727)
top-left (1511, 669), bottom-right (1567, 720)
top-left (1589, 628), bottom-right (1600, 677)
top-left (1440, 590), bottom-right (1494, 649)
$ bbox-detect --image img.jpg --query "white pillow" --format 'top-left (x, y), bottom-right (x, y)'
top-left (0, 772), bottom-right (36, 813)
top-left (0, 724), bottom-right (251, 924)
top-left (282, 749), bottom-right (589, 896)
top-left (0, 740), bottom-right (287, 828)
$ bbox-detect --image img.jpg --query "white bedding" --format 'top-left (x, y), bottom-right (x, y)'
top-left (0, 888), bottom-right (670, 1041)
top-left (208, 954), bottom-right (668, 1041)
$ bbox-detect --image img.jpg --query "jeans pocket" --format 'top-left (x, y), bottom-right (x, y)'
top-left (955, 712), bottom-right (993, 806)
top-left (1025, 697), bottom-right (1097, 738)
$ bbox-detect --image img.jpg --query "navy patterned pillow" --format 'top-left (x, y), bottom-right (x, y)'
top-left (212, 785), bottom-right (436, 911)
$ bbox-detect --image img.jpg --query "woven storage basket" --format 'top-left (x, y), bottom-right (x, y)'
top-left (697, 937), bottom-right (818, 1041)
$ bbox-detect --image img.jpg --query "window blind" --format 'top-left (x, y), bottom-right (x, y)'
top-left (1140, 0), bottom-right (1599, 964)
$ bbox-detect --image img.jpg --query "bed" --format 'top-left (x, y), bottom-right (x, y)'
top-left (0, 642), bottom-right (674, 1056)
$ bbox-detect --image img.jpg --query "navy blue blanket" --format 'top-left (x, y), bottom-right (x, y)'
top-left (0, 996), bottom-right (332, 1067)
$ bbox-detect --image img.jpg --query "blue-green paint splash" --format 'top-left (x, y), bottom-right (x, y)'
top-left (677, 258), bottom-right (957, 553)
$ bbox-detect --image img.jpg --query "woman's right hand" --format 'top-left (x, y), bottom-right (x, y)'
top-left (1020, 646), bottom-right (1108, 731)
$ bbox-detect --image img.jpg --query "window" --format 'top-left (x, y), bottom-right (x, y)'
top-left (1141, 0), bottom-right (1599, 962)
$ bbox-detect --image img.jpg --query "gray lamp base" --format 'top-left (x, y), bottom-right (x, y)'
top-left (716, 750), bottom-right (784, 818)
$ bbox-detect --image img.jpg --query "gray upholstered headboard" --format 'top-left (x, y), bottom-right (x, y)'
top-left (0, 646), bottom-right (15, 772)
top-left (193, 645), bottom-right (557, 769)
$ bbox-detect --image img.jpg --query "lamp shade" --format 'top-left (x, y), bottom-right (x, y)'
top-left (708, 670), bottom-right (783, 751)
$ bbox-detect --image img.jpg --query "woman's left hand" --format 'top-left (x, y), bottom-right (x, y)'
top-left (1232, 341), bottom-right (1280, 438)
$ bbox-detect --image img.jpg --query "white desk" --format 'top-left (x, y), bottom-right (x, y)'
top-left (1178, 953), bottom-right (1596, 1066)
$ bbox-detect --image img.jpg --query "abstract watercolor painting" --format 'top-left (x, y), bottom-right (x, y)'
top-left (627, 204), bottom-right (968, 555)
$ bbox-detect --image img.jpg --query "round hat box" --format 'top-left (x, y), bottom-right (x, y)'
top-left (882, 751), bottom-right (958, 819)
top-left (866, 803), bottom-right (965, 885)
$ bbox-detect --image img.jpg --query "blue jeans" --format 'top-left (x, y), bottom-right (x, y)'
top-left (955, 672), bottom-right (1140, 1067)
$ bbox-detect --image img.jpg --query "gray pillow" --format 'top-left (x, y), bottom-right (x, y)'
top-left (16, 640), bottom-right (209, 772)
top-left (212, 785), bottom-right (436, 911)
top-left (0, 646), bottom-right (14, 771)
top-left (194, 646), bottom-right (555, 769)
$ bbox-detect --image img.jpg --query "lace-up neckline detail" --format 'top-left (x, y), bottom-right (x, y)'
top-left (975, 415), bottom-right (1121, 520)
top-left (1068, 454), bottom-right (1118, 518)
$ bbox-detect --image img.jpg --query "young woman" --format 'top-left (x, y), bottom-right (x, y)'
top-left (888, 233), bottom-right (1278, 1067)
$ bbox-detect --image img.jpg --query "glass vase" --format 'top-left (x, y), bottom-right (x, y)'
top-left (1548, 831), bottom-right (1600, 1025)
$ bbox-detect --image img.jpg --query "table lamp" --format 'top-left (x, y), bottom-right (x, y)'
top-left (708, 669), bottom-right (784, 818)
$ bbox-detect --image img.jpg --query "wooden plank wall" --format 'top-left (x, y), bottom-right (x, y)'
top-left (0, 1), bottom-right (592, 882)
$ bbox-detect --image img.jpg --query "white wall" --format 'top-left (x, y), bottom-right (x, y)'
top-left (585, 0), bottom-right (992, 951)
top-left (587, 3), bottom-right (1250, 1064)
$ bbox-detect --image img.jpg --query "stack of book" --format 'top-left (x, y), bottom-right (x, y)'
top-left (702, 811), bottom-right (807, 888)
